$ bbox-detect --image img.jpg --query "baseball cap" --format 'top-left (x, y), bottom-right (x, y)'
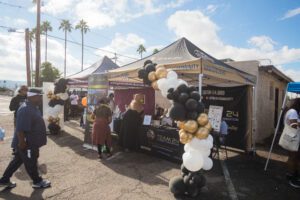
top-left (27, 88), bottom-right (43, 97)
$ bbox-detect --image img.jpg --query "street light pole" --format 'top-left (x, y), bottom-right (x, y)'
top-left (25, 28), bottom-right (31, 87)
top-left (35, 0), bottom-right (41, 87)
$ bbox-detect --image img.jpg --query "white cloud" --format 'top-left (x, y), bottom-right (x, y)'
top-left (248, 36), bottom-right (276, 52)
top-left (281, 7), bottom-right (300, 20)
top-left (276, 66), bottom-right (300, 82)
top-left (0, 16), bottom-right (29, 27)
top-left (167, 10), bottom-right (300, 67)
top-left (205, 4), bottom-right (218, 14)
top-left (0, 31), bottom-right (81, 81)
top-left (34, 0), bottom-right (187, 29)
top-left (95, 33), bottom-right (145, 65)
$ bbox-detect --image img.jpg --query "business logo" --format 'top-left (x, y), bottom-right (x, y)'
top-left (146, 129), bottom-right (156, 140)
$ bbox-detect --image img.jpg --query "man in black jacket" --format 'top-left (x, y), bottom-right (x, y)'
top-left (9, 85), bottom-right (28, 127)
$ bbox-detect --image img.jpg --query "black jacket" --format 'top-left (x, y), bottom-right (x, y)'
top-left (9, 94), bottom-right (27, 118)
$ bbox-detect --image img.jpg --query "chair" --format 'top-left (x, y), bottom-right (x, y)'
top-left (211, 131), bottom-right (228, 160)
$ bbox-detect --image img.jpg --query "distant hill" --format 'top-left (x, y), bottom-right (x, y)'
top-left (0, 80), bottom-right (26, 90)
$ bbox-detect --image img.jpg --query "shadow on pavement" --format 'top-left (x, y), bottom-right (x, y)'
top-left (225, 151), bottom-right (300, 200)
top-left (0, 187), bottom-right (45, 200)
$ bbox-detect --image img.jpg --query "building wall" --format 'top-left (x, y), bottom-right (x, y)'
top-left (226, 61), bottom-right (288, 143)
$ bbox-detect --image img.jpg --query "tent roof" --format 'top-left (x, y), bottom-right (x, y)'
top-left (287, 82), bottom-right (300, 93)
top-left (108, 37), bottom-right (256, 85)
top-left (68, 56), bottom-right (119, 80)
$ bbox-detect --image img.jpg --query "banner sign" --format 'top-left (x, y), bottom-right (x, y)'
top-left (202, 86), bottom-right (248, 149)
top-left (139, 126), bottom-right (184, 162)
top-left (208, 105), bottom-right (223, 132)
top-left (84, 74), bottom-right (109, 146)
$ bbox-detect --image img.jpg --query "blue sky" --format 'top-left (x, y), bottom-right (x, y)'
top-left (0, 0), bottom-right (300, 81)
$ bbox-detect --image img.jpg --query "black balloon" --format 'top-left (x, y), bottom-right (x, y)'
top-left (138, 69), bottom-right (147, 79)
top-left (181, 164), bottom-right (189, 176)
top-left (54, 78), bottom-right (68, 94)
top-left (48, 122), bottom-right (61, 134)
top-left (145, 63), bottom-right (156, 73)
top-left (188, 86), bottom-right (197, 93)
top-left (168, 88), bottom-right (174, 93)
top-left (169, 103), bottom-right (186, 121)
top-left (185, 98), bottom-right (198, 111)
top-left (144, 60), bottom-right (152, 67)
top-left (169, 176), bottom-right (186, 195)
top-left (172, 90), bottom-right (180, 102)
top-left (190, 91), bottom-right (200, 101)
top-left (178, 92), bottom-right (189, 104)
top-left (187, 111), bottom-right (198, 120)
top-left (48, 99), bottom-right (65, 107)
top-left (177, 84), bottom-right (189, 93)
top-left (196, 102), bottom-right (205, 113)
top-left (143, 77), bottom-right (152, 85)
top-left (167, 93), bottom-right (173, 100)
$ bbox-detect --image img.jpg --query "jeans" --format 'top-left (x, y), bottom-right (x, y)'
top-left (1, 147), bottom-right (42, 184)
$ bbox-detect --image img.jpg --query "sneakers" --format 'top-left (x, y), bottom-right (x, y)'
top-left (32, 179), bottom-right (51, 189)
top-left (289, 179), bottom-right (300, 189)
top-left (0, 181), bottom-right (16, 189)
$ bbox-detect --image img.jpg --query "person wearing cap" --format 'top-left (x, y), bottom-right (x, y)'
top-left (0, 89), bottom-right (51, 189)
top-left (9, 85), bottom-right (28, 128)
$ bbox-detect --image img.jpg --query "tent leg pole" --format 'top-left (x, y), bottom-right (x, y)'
top-left (199, 74), bottom-right (203, 102)
top-left (264, 91), bottom-right (287, 171)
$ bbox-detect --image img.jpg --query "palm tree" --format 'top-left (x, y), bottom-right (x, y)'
top-left (29, 28), bottom-right (36, 85)
top-left (59, 20), bottom-right (72, 78)
top-left (153, 48), bottom-right (159, 54)
top-left (41, 21), bottom-right (52, 62)
top-left (75, 19), bottom-right (89, 71)
top-left (137, 44), bottom-right (146, 59)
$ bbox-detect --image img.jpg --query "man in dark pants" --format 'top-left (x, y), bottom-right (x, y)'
top-left (0, 89), bottom-right (51, 189)
top-left (9, 85), bottom-right (28, 128)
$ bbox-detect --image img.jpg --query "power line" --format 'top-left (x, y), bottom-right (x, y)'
top-left (0, 1), bottom-right (25, 9)
top-left (0, 24), bottom-right (139, 61)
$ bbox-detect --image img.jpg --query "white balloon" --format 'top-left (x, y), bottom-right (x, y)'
top-left (207, 134), bottom-right (213, 143)
top-left (57, 93), bottom-right (69, 101)
top-left (157, 78), bottom-right (167, 90)
top-left (189, 137), bottom-right (213, 152)
top-left (185, 143), bottom-right (211, 157)
top-left (202, 157), bottom-right (213, 170)
top-left (167, 71), bottom-right (178, 79)
top-left (182, 151), bottom-right (204, 172)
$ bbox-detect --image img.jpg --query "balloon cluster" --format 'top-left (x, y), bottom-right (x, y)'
top-left (169, 164), bottom-right (206, 198)
top-left (45, 78), bottom-right (69, 134)
top-left (138, 60), bottom-right (214, 198)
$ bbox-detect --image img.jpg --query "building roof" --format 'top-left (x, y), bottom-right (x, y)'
top-left (259, 65), bottom-right (293, 83)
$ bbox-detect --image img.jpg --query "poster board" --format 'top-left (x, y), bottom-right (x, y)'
top-left (208, 105), bottom-right (223, 132)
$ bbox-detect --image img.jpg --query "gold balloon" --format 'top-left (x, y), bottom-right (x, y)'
top-left (151, 81), bottom-right (159, 90)
top-left (195, 127), bottom-right (209, 139)
top-left (155, 67), bottom-right (168, 79)
top-left (177, 121), bottom-right (185, 129)
top-left (179, 129), bottom-right (193, 144)
top-left (183, 120), bottom-right (198, 134)
top-left (155, 64), bottom-right (164, 70)
top-left (148, 71), bottom-right (157, 82)
top-left (204, 122), bottom-right (212, 131)
top-left (197, 113), bottom-right (209, 126)
top-left (51, 94), bottom-right (56, 100)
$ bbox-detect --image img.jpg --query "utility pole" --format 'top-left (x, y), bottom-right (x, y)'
top-left (112, 52), bottom-right (118, 64)
top-left (35, 0), bottom-right (41, 87)
top-left (25, 28), bottom-right (31, 87)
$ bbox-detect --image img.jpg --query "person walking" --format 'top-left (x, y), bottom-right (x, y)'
top-left (92, 98), bottom-right (113, 159)
top-left (283, 98), bottom-right (300, 188)
top-left (9, 85), bottom-right (28, 128)
top-left (69, 90), bottom-right (79, 118)
top-left (0, 89), bottom-right (51, 189)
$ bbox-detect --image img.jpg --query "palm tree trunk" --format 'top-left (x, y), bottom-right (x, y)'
top-left (45, 30), bottom-right (47, 62)
top-left (64, 30), bottom-right (67, 78)
top-left (81, 30), bottom-right (83, 71)
top-left (30, 41), bottom-right (33, 86)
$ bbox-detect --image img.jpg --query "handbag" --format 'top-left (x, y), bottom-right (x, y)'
top-left (279, 122), bottom-right (300, 152)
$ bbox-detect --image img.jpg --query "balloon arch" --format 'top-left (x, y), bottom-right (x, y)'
top-left (138, 60), bottom-right (213, 198)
